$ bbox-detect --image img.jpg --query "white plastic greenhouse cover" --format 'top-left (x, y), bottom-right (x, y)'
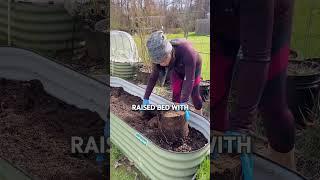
top-left (110, 30), bottom-right (140, 64)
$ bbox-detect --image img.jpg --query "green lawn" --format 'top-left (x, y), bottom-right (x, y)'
top-left (111, 144), bottom-right (147, 180)
top-left (134, 32), bottom-right (210, 80)
top-left (196, 156), bottom-right (210, 180)
top-left (111, 142), bottom-right (210, 180)
top-left (291, 0), bottom-right (320, 58)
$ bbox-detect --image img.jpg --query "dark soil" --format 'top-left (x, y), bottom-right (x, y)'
top-left (55, 52), bottom-right (106, 75)
top-left (295, 126), bottom-right (320, 180)
top-left (0, 79), bottom-right (107, 180)
top-left (110, 87), bottom-right (208, 152)
top-left (211, 154), bottom-right (242, 180)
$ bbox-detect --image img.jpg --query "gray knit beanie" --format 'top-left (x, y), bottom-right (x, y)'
top-left (146, 31), bottom-right (173, 64)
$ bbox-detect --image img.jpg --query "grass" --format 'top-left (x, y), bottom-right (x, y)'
top-left (296, 126), bottom-right (320, 160)
top-left (111, 144), bottom-right (147, 180)
top-left (134, 32), bottom-right (210, 80)
top-left (294, 91), bottom-right (320, 179)
top-left (111, 142), bottom-right (209, 180)
top-left (291, 0), bottom-right (320, 58)
top-left (196, 156), bottom-right (210, 180)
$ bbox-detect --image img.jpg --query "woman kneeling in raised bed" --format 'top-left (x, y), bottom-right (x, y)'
top-left (142, 31), bottom-right (203, 121)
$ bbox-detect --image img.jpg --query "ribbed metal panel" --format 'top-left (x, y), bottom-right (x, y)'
top-left (110, 62), bottom-right (135, 79)
top-left (110, 76), bottom-right (210, 180)
top-left (0, 0), bottom-right (7, 44)
top-left (0, 158), bottom-right (32, 180)
top-left (253, 154), bottom-right (307, 180)
top-left (0, 0), bottom-right (84, 54)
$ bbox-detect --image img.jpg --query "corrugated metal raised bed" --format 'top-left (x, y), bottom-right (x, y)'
top-left (253, 154), bottom-right (307, 180)
top-left (0, 47), bottom-right (108, 179)
top-left (0, 158), bottom-right (31, 180)
top-left (110, 76), bottom-right (210, 180)
top-left (0, 47), bottom-right (108, 118)
top-left (110, 62), bottom-right (135, 79)
top-left (0, 0), bottom-right (84, 54)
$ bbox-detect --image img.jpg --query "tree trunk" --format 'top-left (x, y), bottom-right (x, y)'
top-left (158, 111), bottom-right (189, 142)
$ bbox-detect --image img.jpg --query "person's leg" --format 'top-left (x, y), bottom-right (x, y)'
top-left (191, 75), bottom-right (203, 114)
top-left (212, 0), bottom-right (240, 133)
top-left (171, 70), bottom-right (183, 103)
top-left (230, 0), bottom-right (274, 132)
top-left (259, 72), bottom-right (296, 169)
top-left (212, 36), bottom-right (240, 132)
top-left (191, 85), bottom-right (203, 115)
top-left (225, 2), bottom-right (275, 178)
top-left (259, 0), bottom-right (296, 169)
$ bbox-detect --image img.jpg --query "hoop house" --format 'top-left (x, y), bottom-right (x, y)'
top-left (110, 30), bottom-right (140, 79)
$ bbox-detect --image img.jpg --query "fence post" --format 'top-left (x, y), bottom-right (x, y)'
top-left (7, 0), bottom-right (11, 46)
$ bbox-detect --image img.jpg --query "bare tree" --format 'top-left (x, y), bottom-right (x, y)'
top-left (111, 0), bottom-right (208, 65)
top-left (174, 0), bottom-right (195, 38)
top-left (128, 0), bottom-right (163, 68)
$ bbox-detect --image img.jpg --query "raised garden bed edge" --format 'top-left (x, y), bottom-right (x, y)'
top-left (110, 76), bottom-right (210, 180)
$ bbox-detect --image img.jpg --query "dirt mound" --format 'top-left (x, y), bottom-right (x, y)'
top-left (0, 79), bottom-right (107, 180)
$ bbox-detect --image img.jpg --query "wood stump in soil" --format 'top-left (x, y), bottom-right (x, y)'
top-left (151, 111), bottom-right (189, 143)
top-left (142, 110), bottom-right (158, 120)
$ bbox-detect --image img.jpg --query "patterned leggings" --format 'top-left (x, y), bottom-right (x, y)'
top-left (212, 0), bottom-right (295, 153)
top-left (171, 71), bottom-right (203, 110)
